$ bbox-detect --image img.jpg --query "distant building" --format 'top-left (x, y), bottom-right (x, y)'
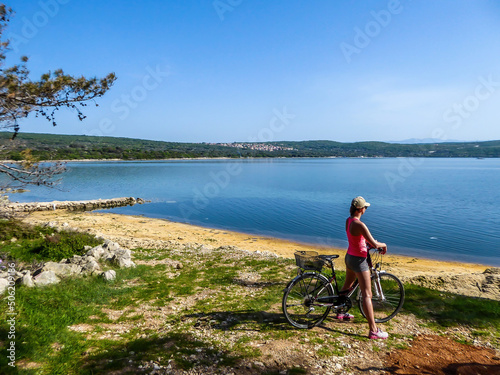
top-left (210, 142), bottom-right (296, 152)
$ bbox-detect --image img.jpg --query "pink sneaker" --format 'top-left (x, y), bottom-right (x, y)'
top-left (368, 328), bottom-right (389, 339)
top-left (335, 312), bottom-right (354, 320)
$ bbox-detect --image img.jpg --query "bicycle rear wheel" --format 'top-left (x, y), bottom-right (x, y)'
top-left (358, 272), bottom-right (405, 323)
top-left (282, 272), bottom-right (334, 329)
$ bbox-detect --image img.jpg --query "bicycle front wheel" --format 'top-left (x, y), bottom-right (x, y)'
top-left (358, 272), bottom-right (405, 323)
top-left (282, 272), bottom-right (334, 329)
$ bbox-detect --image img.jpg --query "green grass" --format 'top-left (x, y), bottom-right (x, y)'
top-left (0, 219), bottom-right (46, 241)
top-left (403, 284), bottom-right (500, 330)
top-left (0, 273), bottom-right (134, 373)
top-left (1, 229), bottom-right (499, 374)
top-left (0, 219), bottom-right (102, 263)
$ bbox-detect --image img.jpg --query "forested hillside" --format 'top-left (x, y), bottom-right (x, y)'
top-left (1, 132), bottom-right (499, 160)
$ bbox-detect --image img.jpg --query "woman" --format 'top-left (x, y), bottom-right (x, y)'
top-left (337, 196), bottom-right (389, 340)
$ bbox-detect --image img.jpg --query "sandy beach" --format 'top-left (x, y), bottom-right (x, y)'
top-left (22, 210), bottom-right (491, 280)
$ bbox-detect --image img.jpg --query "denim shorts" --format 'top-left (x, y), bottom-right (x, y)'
top-left (345, 253), bottom-right (369, 273)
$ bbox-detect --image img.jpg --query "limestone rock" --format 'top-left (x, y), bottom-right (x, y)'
top-left (484, 267), bottom-right (500, 275)
top-left (101, 250), bottom-right (114, 262)
top-left (115, 257), bottom-right (136, 268)
top-left (21, 271), bottom-right (35, 287)
top-left (86, 245), bottom-right (105, 260)
top-left (482, 273), bottom-right (500, 295)
top-left (81, 258), bottom-right (101, 275)
top-left (69, 254), bottom-right (83, 265)
top-left (103, 240), bottom-right (121, 252)
top-left (43, 262), bottom-right (82, 277)
top-left (0, 278), bottom-right (10, 294)
top-left (111, 248), bottom-right (136, 268)
top-left (35, 271), bottom-right (60, 286)
top-left (114, 248), bottom-right (132, 259)
top-left (101, 270), bottom-right (116, 281)
top-left (3, 234), bottom-right (139, 289)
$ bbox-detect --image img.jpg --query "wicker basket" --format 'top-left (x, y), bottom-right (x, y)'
top-left (294, 251), bottom-right (325, 271)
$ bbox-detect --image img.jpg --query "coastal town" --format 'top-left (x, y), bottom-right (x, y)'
top-left (208, 142), bottom-right (297, 152)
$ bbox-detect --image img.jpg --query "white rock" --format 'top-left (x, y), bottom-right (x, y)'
top-left (101, 250), bottom-right (114, 262)
top-left (69, 255), bottom-right (83, 265)
top-left (103, 241), bottom-right (121, 252)
top-left (111, 248), bottom-right (135, 268)
top-left (43, 262), bottom-right (82, 277)
top-left (86, 245), bottom-right (105, 260)
top-left (0, 278), bottom-right (10, 294)
top-left (81, 259), bottom-right (101, 275)
top-left (113, 248), bottom-right (132, 259)
top-left (101, 270), bottom-right (116, 281)
top-left (35, 271), bottom-right (61, 286)
top-left (115, 257), bottom-right (136, 268)
top-left (21, 271), bottom-right (35, 287)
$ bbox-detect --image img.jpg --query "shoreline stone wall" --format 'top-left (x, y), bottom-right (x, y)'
top-left (3, 197), bottom-right (146, 214)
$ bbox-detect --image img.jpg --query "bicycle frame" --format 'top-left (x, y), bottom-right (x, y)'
top-left (302, 251), bottom-right (384, 308)
top-left (296, 260), bottom-right (358, 309)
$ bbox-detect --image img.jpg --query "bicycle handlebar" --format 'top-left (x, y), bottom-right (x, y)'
top-left (366, 243), bottom-right (383, 251)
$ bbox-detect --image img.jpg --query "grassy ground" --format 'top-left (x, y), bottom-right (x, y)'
top-left (0, 222), bottom-right (499, 374)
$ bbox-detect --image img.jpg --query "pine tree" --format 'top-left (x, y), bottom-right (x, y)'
top-left (0, 3), bottom-right (116, 210)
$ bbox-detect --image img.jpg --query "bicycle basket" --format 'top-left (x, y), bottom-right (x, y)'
top-left (294, 251), bottom-right (325, 271)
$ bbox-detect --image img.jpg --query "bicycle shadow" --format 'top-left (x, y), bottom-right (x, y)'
top-left (183, 309), bottom-right (367, 339)
top-left (183, 277), bottom-right (369, 338)
top-left (183, 309), bottom-right (290, 331)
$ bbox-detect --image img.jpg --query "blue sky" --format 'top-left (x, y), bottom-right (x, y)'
top-left (5, 0), bottom-right (500, 143)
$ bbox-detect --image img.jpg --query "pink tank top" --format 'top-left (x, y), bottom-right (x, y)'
top-left (346, 217), bottom-right (368, 258)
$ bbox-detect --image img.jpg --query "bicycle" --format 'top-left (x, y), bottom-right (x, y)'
top-left (282, 247), bottom-right (405, 329)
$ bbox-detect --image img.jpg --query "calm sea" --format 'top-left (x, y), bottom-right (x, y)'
top-left (10, 158), bottom-right (500, 266)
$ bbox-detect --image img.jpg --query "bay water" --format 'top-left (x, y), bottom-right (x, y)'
top-left (10, 158), bottom-right (500, 266)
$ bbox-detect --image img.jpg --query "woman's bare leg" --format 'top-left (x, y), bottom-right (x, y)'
top-left (340, 267), bottom-right (357, 292)
top-left (357, 270), bottom-right (377, 333)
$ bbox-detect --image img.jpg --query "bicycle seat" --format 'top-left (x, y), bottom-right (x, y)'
top-left (318, 255), bottom-right (339, 262)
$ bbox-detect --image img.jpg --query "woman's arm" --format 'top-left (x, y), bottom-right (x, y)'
top-left (359, 222), bottom-right (387, 253)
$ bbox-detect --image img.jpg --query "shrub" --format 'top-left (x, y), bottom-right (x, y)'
top-left (0, 219), bottom-right (48, 240)
top-left (34, 231), bottom-right (102, 261)
top-left (0, 219), bottom-right (103, 262)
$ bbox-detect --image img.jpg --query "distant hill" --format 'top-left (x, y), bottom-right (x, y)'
top-left (1, 132), bottom-right (499, 160)
top-left (386, 138), bottom-right (468, 144)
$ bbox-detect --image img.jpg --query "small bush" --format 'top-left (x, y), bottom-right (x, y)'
top-left (0, 219), bottom-right (49, 241)
top-left (33, 231), bottom-right (102, 261)
top-left (0, 219), bottom-right (103, 262)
